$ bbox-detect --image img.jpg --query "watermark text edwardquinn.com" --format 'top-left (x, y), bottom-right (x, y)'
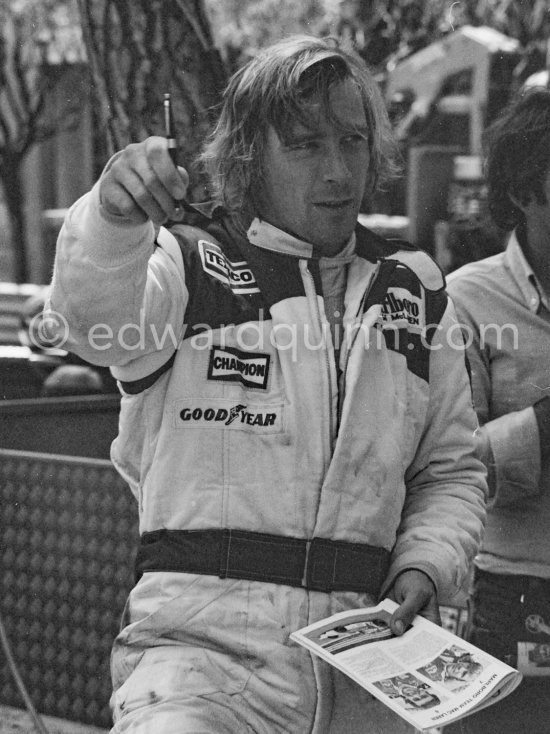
top-left (34, 308), bottom-right (519, 360)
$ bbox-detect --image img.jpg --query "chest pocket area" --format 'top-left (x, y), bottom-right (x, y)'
top-left (173, 340), bottom-right (289, 440)
top-left (378, 322), bottom-right (430, 468)
top-left (170, 338), bottom-right (293, 505)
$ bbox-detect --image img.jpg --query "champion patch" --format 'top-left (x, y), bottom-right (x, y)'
top-left (208, 346), bottom-right (270, 389)
top-left (174, 398), bottom-right (284, 434)
top-left (381, 287), bottom-right (425, 328)
top-left (198, 240), bottom-right (259, 294)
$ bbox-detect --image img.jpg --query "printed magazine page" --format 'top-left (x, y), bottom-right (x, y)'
top-left (291, 598), bottom-right (522, 731)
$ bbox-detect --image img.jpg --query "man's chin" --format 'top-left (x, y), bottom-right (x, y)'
top-left (310, 224), bottom-right (356, 257)
top-left (311, 237), bottom-right (352, 257)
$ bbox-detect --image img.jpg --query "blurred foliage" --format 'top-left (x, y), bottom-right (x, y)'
top-left (1, 0), bottom-right (84, 64)
top-left (4, 0), bottom-right (548, 83)
top-left (206, 0), bottom-right (550, 82)
top-left (6, 0), bottom-right (547, 86)
top-left (204, 0), bottom-right (328, 69)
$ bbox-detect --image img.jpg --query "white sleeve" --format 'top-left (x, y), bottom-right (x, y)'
top-left (385, 298), bottom-right (487, 601)
top-left (47, 182), bottom-right (187, 375)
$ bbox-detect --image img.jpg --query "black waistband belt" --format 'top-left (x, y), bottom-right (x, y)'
top-left (135, 528), bottom-right (391, 595)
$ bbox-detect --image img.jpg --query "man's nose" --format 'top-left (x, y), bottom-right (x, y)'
top-left (322, 143), bottom-right (352, 182)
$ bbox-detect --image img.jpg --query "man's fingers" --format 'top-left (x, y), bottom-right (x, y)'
top-left (145, 139), bottom-right (189, 199)
top-left (132, 157), bottom-right (180, 221)
top-left (423, 600), bottom-right (442, 626)
top-left (387, 569), bottom-right (440, 635)
top-left (391, 591), bottom-right (441, 634)
top-left (394, 604), bottom-right (440, 633)
top-left (389, 593), bottom-right (424, 635)
top-left (100, 176), bottom-right (149, 223)
top-left (99, 137), bottom-right (190, 223)
top-left (109, 166), bottom-right (170, 223)
top-left (176, 165), bottom-right (190, 191)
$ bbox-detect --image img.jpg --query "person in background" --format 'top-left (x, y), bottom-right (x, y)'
top-left (446, 86), bottom-right (550, 734)
top-left (46, 36), bottom-right (485, 733)
top-left (39, 363), bottom-right (105, 397)
top-left (16, 288), bottom-right (115, 397)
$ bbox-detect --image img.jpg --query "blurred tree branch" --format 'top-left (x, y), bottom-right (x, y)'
top-left (0, 0), bottom-right (85, 282)
top-left (77, 0), bottom-right (227, 199)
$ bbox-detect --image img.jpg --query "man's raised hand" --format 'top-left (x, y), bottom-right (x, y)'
top-left (99, 136), bottom-right (189, 224)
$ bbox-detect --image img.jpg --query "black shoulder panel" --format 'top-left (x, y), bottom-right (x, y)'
top-left (168, 219), bottom-right (269, 337)
top-left (354, 222), bottom-right (417, 263)
top-left (217, 218), bottom-right (310, 307)
top-left (354, 223), bottom-right (450, 383)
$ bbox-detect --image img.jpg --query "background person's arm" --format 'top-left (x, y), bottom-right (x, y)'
top-left (448, 277), bottom-right (543, 508)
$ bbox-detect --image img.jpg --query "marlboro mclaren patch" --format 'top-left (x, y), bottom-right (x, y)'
top-left (380, 286), bottom-right (425, 328)
top-left (207, 345), bottom-right (270, 389)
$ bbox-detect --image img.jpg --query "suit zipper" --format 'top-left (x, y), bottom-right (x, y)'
top-left (299, 259), bottom-right (333, 469)
top-left (338, 261), bottom-right (381, 425)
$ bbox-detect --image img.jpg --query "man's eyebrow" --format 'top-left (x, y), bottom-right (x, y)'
top-left (284, 123), bottom-right (370, 143)
top-left (283, 126), bottom-right (318, 143)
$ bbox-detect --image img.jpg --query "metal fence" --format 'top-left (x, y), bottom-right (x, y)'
top-left (0, 449), bottom-right (138, 728)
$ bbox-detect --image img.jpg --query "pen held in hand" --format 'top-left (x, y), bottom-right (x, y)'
top-left (163, 92), bottom-right (184, 216)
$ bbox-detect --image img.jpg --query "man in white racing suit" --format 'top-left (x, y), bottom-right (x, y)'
top-left (46, 36), bottom-right (486, 734)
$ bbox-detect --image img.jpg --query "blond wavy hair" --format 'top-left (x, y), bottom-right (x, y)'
top-left (199, 35), bottom-right (400, 216)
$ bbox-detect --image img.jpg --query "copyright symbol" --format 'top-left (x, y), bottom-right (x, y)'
top-left (28, 310), bottom-right (69, 350)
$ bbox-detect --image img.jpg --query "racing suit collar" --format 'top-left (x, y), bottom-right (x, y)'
top-left (246, 216), bottom-right (355, 260)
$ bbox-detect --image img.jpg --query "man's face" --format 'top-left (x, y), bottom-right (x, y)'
top-left (446, 661), bottom-right (476, 681)
top-left (521, 166), bottom-right (550, 261)
top-left (256, 78), bottom-right (371, 257)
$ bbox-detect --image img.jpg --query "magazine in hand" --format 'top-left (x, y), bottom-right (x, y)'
top-left (291, 598), bottom-right (522, 732)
